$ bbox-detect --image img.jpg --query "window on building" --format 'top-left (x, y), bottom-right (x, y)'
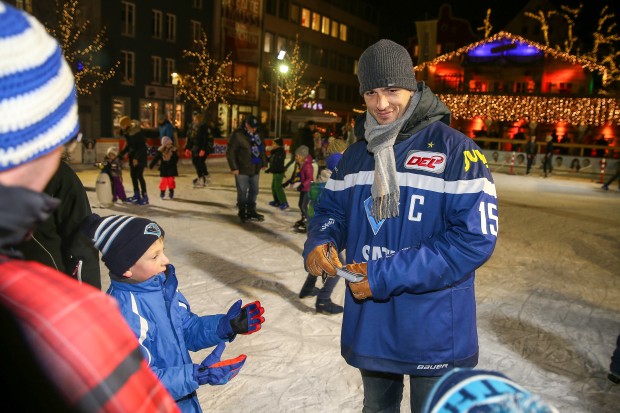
top-left (166, 59), bottom-right (175, 85)
top-left (166, 14), bottom-right (176, 41)
top-left (301, 8), bottom-right (311, 28)
top-left (339, 23), bottom-right (347, 41)
top-left (191, 20), bottom-right (202, 42)
top-left (278, 0), bottom-right (289, 19)
top-left (264, 32), bottom-right (273, 53)
top-left (151, 56), bottom-right (161, 84)
top-left (559, 82), bottom-right (572, 93)
top-left (139, 99), bottom-right (159, 129)
top-left (121, 2), bottom-right (135, 37)
top-left (331, 20), bottom-right (339, 38)
top-left (290, 3), bottom-right (299, 23)
top-left (15, 0), bottom-right (32, 12)
top-left (321, 16), bottom-right (330, 35)
top-left (152, 10), bottom-right (162, 38)
top-left (121, 50), bottom-right (135, 85)
top-left (318, 85), bottom-right (327, 100)
top-left (312, 12), bottom-right (321, 31)
top-left (266, 0), bottom-right (276, 15)
top-left (276, 36), bottom-right (286, 54)
top-left (192, 0), bottom-right (203, 9)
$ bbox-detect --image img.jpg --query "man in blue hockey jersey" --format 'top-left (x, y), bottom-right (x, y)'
top-left (303, 39), bottom-right (499, 412)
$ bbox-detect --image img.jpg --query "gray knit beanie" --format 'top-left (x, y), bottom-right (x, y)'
top-left (295, 145), bottom-right (309, 158)
top-left (357, 39), bottom-right (416, 95)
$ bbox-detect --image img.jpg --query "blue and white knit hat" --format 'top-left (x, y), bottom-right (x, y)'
top-left (0, 2), bottom-right (79, 172)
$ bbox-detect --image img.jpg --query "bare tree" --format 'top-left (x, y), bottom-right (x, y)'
top-left (176, 31), bottom-right (247, 111)
top-left (45, 0), bottom-right (117, 96)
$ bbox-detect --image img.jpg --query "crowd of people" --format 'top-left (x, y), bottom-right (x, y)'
top-left (1, 4), bottom-right (617, 413)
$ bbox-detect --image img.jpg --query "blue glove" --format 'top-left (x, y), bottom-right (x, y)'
top-left (194, 342), bottom-right (247, 386)
top-left (216, 300), bottom-right (266, 340)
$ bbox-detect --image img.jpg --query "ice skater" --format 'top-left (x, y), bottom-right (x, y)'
top-left (98, 147), bottom-right (127, 202)
top-left (149, 136), bottom-right (179, 200)
top-left (83, 214), bottom-right (266, 412)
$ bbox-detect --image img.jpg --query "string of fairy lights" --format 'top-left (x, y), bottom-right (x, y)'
top-left (415, 31), bottom-right (619, 126)
top-left (415, 31), bottom-right (608, 75)
top-left (47, 0), bottom-right (117, 96)
top-left (438, 94), bottom-right (620, 126)
top-left (176, 31), bottom-right (247, 110)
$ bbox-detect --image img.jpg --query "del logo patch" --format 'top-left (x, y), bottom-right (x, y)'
top-left (404, 150), bottom-right (446, 173)
top-left (364, 197), bottom-right (385, 235)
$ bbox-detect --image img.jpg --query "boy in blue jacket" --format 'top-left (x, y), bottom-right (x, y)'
top-left (83, 214), bottom-right (265, 412)
top-left (303, 39), bottom-right (498, 412)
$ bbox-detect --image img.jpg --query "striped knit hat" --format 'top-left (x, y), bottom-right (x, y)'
top-left (82, 214), bottom-right (165, 276)
top-left (0, 3), bottom-right (78, 172)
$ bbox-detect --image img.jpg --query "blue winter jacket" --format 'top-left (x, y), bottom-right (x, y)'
top-left (107, 264), bottom-right (226, 412)
top-left (303, 83), bottom-right (498, 376)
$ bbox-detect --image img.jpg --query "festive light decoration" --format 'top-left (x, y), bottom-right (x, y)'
top-left (436, 94), bottom-right (619, 126)
top-left (262, 35), bottom-right (321, 111)
top-left (45, 0), bottom-right (118, 96)
top-left (477, 8), bottom-right (493, 39)
top-left (524, 9), bottom-right (557, 47)
top-left (557, 4), bottom-right (582, 53)
top-left (415, 32), bottom-right (607, 75)
top-left (582, 6), bottom-right (620, 86)
top-left (176, 31), bottom-right (246, 111)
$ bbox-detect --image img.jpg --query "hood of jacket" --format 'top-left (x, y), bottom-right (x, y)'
top-left (0, 185), bottom-right (59, 257)
top-left (354, 82), bottom-right (451, 144)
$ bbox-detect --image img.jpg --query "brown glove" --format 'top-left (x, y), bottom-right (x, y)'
top-left (346, 262), bottom-right (372, 300)
top-left (305, 243), bottom-right (342, 277)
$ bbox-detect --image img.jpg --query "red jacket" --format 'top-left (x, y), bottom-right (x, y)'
top-left (0, 257), bottom-right (180, 413)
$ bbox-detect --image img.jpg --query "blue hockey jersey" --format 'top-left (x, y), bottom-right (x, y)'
top-left (108, 264), bottom-right (226, 412)
top-left (303, 85), bottom-right (498, 376)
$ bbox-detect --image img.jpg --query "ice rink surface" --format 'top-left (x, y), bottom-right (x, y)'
top-left (77, 158), bottom-right (620, 412)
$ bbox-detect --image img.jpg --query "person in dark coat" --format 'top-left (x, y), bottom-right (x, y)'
top-left (118, 116), bottom-right (149, 204)
top-left (266, 137), bottom-right (288, 209)
top-left (226, 115), bottom-right (267, 222)
top-left (525, 135), bottom-right (538, 175)
top-left (149, 136), bottom-right (179, 200)
top-left (14, 160), bottom-right (101, 289)
top-left (543, 133), bottom-right (554, 178)
top-left (185, 110), bottom-right (212, 188)
top-left (288, 120), bottom-right (317, 167)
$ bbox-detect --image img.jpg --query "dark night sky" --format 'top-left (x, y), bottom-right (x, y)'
top-left (374, 0), bottom-right (619, 48)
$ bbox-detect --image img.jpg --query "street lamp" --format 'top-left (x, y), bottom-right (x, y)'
top-left (277, 63), bottom-right (289, 138)
top-left (274, 51), bottom-right (286, 138)
top-left (171, 72), bottom-right (179, 128)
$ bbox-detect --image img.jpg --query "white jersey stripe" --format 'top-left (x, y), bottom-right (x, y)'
top-left (326, 171), bottom-right (497, 198)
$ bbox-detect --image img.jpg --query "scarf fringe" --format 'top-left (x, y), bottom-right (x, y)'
top-left (372, 191), bottom-right (400, 220)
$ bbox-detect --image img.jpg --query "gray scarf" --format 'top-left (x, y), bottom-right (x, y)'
top-left (364, 92), bottom-right (420, 220)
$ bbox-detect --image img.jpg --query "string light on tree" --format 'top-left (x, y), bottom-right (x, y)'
top-left (45, 0), bottom-right (118, 96)
top-left (176, 30), bottom-right (247, 111)
top-left (262, 35), bottom-right (321, 111)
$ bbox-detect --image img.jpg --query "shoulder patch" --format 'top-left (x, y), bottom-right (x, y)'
top-left (404, 150), bottom-right (446, 173)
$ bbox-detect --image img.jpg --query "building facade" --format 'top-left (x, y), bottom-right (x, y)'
top-left (10, 0), bottom-right (379, 145)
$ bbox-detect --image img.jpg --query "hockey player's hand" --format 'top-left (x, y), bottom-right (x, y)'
top-left (346, 262), bottom-right (372, 300)
top-left (185, 149), bottom-right (191, 157)
top-left (217, 300), bottom-right (265, 340)
top-left (194, 342), bottom-right (246, 386)
top-left (306, 243), bottom-right (342, 277)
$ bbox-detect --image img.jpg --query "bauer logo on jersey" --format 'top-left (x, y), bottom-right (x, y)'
top-left (404, 150), bottom-right (446, 173)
